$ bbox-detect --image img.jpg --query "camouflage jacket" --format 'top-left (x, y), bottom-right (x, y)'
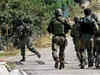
top-left (47, 16), bottom-right (71, 35)
top-left (71, 23), bottom-right (80, 38)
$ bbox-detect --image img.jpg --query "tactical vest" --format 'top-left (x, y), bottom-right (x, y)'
top-left (24, 24), bottom-right (32, 36)
top-left (17, 24), bottom-right (32, 38)
top-left (71, 24), bottom-right (80, 38)
top-left (52, 17), bottom-right (65, 35)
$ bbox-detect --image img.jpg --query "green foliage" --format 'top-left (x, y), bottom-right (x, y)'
top-left (0, 0), bottom-right (81, 38)
top-left (0, 0), bottom-right (45, 36)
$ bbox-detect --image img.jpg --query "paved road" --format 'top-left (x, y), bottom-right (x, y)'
top-left (8, 37), bottom-right (100, 75)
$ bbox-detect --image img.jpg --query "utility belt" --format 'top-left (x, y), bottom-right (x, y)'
top-left (52, 34), bottom-right (67, 46)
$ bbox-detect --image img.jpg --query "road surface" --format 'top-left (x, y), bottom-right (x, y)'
top-left (7, 37), bottom-right (100, 75)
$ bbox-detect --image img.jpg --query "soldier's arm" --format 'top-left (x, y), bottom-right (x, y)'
top-left (71, 24), bottom-right (74, 37)
top-left (91, 14), bottom-right (98, 22)
top-left (47, 20), bottom-right (54, 34)
top-left (64, 19), bottom-right (71, 34)
top-left (92, 19), bottom-right (99, 33)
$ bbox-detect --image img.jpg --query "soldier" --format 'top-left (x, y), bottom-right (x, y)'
top-left (71, 17), bottom-right (81, 64)
top-left (15, 18), bottom-right (41, 62)
top-left (94, 30), bottom-right (100, 69)
top-left (93, 14), bottom-right (100, 69)
top-left (91, 12), bottom-right (100, 59)
top-left (47, 8), bottom-right (71, 69)
top-left (86, 9), bottom-right (100, 68)
top-left (79, 8), bottom-right (98, 69)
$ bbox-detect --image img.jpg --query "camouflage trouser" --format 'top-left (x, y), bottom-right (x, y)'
top-left (94, 37), bottom-right (100, 67)
top-left (52, 35), bottom-right (67, 64)
top-left (80, 34), bottom-right (94, 67)
top-left (19, 37), bottom-right (38, 58)
top-left (72, 38), bottom-right (81, 63)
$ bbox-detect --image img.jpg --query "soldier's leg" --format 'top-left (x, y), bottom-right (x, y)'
top-left (87, 48), bottom-right (94, 67)
top-left (20, 45), bottom-right (26, 62)
top-left (52, 37), bottom-right (59, 68)
top-left (29, 47), bottom-right (41, 58)
top-left (93, 39), bottom-right (96, 65)
top-left (87, 44), bottom-right (94, 67)
top-left (27, 37), bottom-right (41, 58)
top-left (80, 39), bottom-right (88, 69)
top-left (93, 47), bottom-right (96, 63)
top-left (74, 39), bottom-right (81, 63)
top-left (95, 50), bottom-right (100, 68)
top-left (76, 50), bottom-right (81, 64)
top-left (86, 37), bottom-right (94, 67)
top-left (59, 39), bottom-right (66, 69)
top-left (79, 39), bottom-right (84, 68)
top-left (80, 48), bottom-right (85, 69)
top-left (95, 42), bottom-right (100, 68)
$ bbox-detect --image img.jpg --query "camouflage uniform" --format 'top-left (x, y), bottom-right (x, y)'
top-left (87, 12), bottom-right (99, 68)
top-left (79, 8), bottom-right (98, 69)
top-left (93, 14), bottom-right (100, 68)
top-left (91, 13), bottom-right (100, 66)
top-left (15, 19), bottom-right (41, 62)
top-left (71, 17), bottom-right (81, 63)
top-left (47, 8), bottom-right (71, 69)
top-left (94, 30), bottom-right (100, 68)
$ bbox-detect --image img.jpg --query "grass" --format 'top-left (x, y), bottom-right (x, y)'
top-left (0, 50), bottom-right (19, 57)
top-left (35, 34), bottom-right (51, 48)
top-left (0, 45), bottom-right (19, 58)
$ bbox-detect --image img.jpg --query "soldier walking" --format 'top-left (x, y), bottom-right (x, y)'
top-left (79, 8), bottom-right (98, 69)
top-left (94, 30), bottom-right (100, 68)
top-left (71, 17), bottom-right (81, 64)
top-left (47, 8), bottom-right (71, 69)
top-left (14, 18), bottom-right (41, 62)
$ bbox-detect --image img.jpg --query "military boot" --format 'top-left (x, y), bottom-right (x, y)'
top-left (59, 63), bottom-right (64, 70)
top-left (80, 65), bottom-right (84, 69)
top-left (88, 63), bottom-right (93, 67)
top-left (20, 56), bottom-right (25, 62)
top-left (55, 61), bottom-right (59, 69)
top-left (34, 51), bottom-right (41, 58)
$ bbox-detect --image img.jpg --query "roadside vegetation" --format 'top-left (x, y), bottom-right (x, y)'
top-left (0, 0), bottom-right (99, 58)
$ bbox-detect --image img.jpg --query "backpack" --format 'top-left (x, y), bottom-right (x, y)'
top-left (80, 16), bottom-right (98, 34)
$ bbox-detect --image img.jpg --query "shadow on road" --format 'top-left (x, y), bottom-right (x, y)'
top-left (35, 60), bottom-right (45, 65)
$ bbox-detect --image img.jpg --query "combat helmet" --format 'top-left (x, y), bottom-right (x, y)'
top-left (55, 8), bottom-right (63, 17)
top-left (74, 16), bottom-right (80, 23)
